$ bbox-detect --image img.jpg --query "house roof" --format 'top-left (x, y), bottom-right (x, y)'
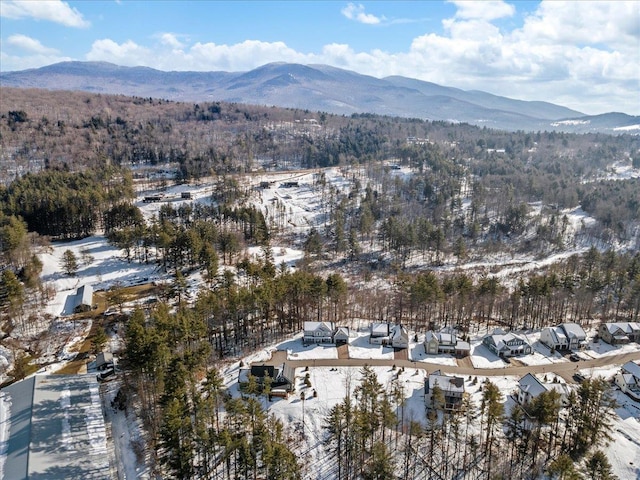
top-left (603, 322), bottom-right (640, 334)
top-left (370, 323), bottom-right (390, 336)
top-left (518, 373), bottom-right (547, 398)
top-left (428, 373), bottom-right (465, 394)
top-left (250, 365), bottom-right (276, 378)
top-left (334, 327), bottom-right (350, 338)
top-left (549, 326), bottom-right (567, 343)
top-left (2, 374), bottom-right (110, 480)
top-left (391, 324), bottom-right (408, 341)
top-left (622, 361), bottom-right (640, 379)
top-left (486, 332), bottom-right (529, 351)
top-left (96, 351), bottom-right (114, 368)
top-left (560, 323), bottom-right (586, 339)
top-left (304, 321), bottom-right (334, 332)
top-left (74, 284), bottom-right (93, 308)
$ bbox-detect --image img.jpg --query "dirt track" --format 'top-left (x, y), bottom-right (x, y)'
top-left (260, 349), bottom-right (640, 382)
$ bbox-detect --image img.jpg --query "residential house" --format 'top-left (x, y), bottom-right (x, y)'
top-left (390, 324), bottom-right (409, 349)
top-left (517, 373), bottom-right (548, 405)
top-left (425, 370), bottom-right (466, 411)
top-left (614, 361), bottom-right (640, 401)
top-left (424, 329), bottom-right (471, 357)
top-left (517, 373), bottom-right (571, 407)
top-left (540, 323), bottom-right (587, 351)
top-left (333, 327), bottom-right (350, 345)
top-left (369, 323), bottom-right (409, 349)
top-left (369, 322), bottom-right (391, 345)
top-left (74, 284), bottom-right (94, 313)
top-left (96, 351), bottom-right (114, 371)
top-left (239, 364), bottom-right (294, 395)
top-left (598, 322), bottom-right (640, 345)
top-left (303, 321), bottom-right (336, 345)
top-left (483, 329), bottom-right (532, 357)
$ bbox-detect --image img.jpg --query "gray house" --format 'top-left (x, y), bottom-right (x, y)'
top-left (74, 284), bottom-right (94, 313)
top-left (483, 329), bottom-right (532, 357)
top-left (598, 322), bottom-right (640, 345)
top-left (1, 374), bottom-right (110, 480)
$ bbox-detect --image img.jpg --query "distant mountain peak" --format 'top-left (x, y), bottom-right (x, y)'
top-left (1, 61), bottom-right (637, 133)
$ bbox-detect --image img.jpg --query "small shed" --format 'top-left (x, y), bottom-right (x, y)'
top-left (96, 352), bottom-right (114, 371)
top-left (74, 284), bottom-right (93, 313)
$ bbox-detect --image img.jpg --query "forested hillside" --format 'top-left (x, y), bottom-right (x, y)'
top-left (1, 87), bottom-right (639, 479)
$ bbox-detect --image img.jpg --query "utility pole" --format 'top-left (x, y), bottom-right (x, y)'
top-left (300, 391), bottom-right (306, 439)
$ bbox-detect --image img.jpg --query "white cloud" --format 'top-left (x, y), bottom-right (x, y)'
top-left (86, 39), bottom-right (151, 65)
top-left (3, 0), bottom-right (638, 115)
top-left (0, 0), bottom-right (90, 28)
top-left (7, 34), bottom-right (59, 55)
top-left (449, 0), bottom-right (515, 21)
top-left (341, 3), bottom-right (385, 25)
top-left (158, 33), bottom-right (185, 49)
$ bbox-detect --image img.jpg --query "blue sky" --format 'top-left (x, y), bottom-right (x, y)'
top-left (1, 1), bottom-right (639, 115)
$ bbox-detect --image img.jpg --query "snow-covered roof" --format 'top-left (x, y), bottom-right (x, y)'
top-left (304, 321), bottom-right (334, 332)
top-left (334, 327), bottom-right (350, 338)
top-left (391, 324), bottom-right (408, 340)
top-left (428, 373), bottom-right (465, 394)
top-left (518, 373), bottom-right (547, 397)
top-left (603, 322), bottom-right (640, 334)
top-left (2, 375), bottom-right (109, 480)
top-left (622, 361), bottom-right (640, 379)
top-left (74, 284), bottom-right (93, 309)
top-left (560, 323), bottom-right (586, 340)
top-left (370, 323), bottom-right (389, 336)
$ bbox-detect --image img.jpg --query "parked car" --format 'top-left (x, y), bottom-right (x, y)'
top-left (569, 353), bottom-right (581, 362)
top-left (573, 372), bottom-right (585, 383)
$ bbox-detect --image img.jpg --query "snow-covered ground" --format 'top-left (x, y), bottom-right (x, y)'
top-left (348, 332), bottom-right (394, 360)
top-left (3, 161), bottom-right (640, 479)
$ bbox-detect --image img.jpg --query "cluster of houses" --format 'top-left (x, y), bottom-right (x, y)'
top-left (424, 370), bottom-right (573, 413)
top-left (301, 320), bottom-right (640, 359)
top-left (302, 321), bottom-right (351, 346)
top-left (301, 321), bottom-right (411, 348)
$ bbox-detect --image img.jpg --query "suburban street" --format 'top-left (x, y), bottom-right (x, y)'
top-left (260, 348), bottom-right (640, 383)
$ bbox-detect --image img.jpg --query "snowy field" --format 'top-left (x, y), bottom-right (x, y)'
top-left (409, 342), bottom-right (458, 366)
top-left (348, 332), bottom-right (394, 360)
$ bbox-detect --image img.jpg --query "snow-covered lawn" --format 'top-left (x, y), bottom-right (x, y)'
top-left (409, 342), bottom-right (458, 366)
top-left (39, 236), bottom-right (158, 317)
top-left (277, 337), bottom-right (339, 360)
top-left (348, 332), bottom-right (394, 360)
top-left (470, 344), bottom-right (509, 369)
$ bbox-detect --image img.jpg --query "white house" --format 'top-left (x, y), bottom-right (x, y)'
top-left (517, 373), bottom-right (571, 407)
top-left (369, 323), bottom-right (390, 344)
top-left (303, 321), bottom-right (335, 345)
top-left (390, 324), bottom-right (409, 349)
top-left (540, 323), bottom-right (587, 351)
top-left (483, 329), bottom-right (532, 357)
top-left (615, 361), bottom-right (640, 401)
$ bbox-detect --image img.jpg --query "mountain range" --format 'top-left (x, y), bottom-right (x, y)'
top-left (1, 61), bottom-right (638, 133)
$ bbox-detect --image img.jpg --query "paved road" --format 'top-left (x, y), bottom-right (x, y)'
top-left (259, 349), bottom-right (640, 382)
